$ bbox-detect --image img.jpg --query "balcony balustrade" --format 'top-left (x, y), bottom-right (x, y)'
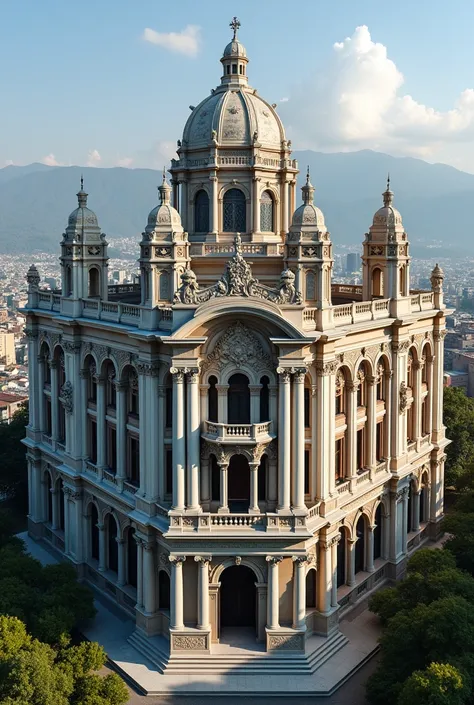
top-left (202, 420), bottom-right (273, 445)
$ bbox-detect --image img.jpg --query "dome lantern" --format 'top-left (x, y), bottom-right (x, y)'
top-left (220, 17), bottom-right (249, 87)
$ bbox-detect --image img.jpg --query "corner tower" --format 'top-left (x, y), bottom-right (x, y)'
top-left (362, 178), bottom-right (410, 311)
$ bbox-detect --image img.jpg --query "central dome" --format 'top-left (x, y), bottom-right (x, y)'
top-left (183, 89), bottom-right (285, 149)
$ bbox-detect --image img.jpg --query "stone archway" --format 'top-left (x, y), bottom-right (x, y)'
top-left (220, 565), bottom-right (257, 635)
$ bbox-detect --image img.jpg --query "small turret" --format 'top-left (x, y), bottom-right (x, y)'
top-left (26, 264), bottom-right (41, 308)
top-left (431, 263), bottom-right (445, 309)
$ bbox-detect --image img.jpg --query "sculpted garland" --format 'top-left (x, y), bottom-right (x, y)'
top-left (174, 234), bottom-right (302, 305)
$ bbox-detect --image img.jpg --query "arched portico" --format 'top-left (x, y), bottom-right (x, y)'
top-left (212, 559), bottom-right (265, 643)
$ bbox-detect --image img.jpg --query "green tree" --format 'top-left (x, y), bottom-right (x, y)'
top-left (443, 387), bottom-right (474, 487)
top-left (367, 596), bottom-right (474, 705)
top-left (0, 403), bottom-right (29, 510)
top-left (443, 512), bottom-right (474, 575)
top-left (397, 662), bottom-right (470, 705)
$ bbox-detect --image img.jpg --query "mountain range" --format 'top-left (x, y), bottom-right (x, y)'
top-left (0, 150), bottom-right (473, 257)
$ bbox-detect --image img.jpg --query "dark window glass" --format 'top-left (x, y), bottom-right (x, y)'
top-left (337, 530), bottom-right (346, 587)
top-left (165, 449), bottom-right (173, 495)
top-left (223, 188), bottom-right (246, 232)
top-left (165, 385), bottom-right (172, 428)
top-left (355, 517), bottom-right (365, 574)
top-left (260, 376), bottom-right (269, 422)
top-left (258, 456), bottom-right (266, 502)
top-left (90, 505), bottom-right (99, 561)
top-left (260, 190), bottom-right (273, 231)
top-left (208, 376), bottom-right (218, 422)
top-left (335, 439), bottom-right (344, 481)
top-left (374, 505), bottom-right (382, 560)
top-left (306, 569), bottom-right (316, 608)
top-left (107, 514), bottom-right (118, 573)
top-left (228, 373), bottom-right (250, 424)
top-left (304, 387), bottom-right (310, 428)
top-left (211, 455), bottom-right (220, 501)
top-left (304, 449), bottom-right (310, 495)
top-left (90, 420), bottom-right (97, 464)
top-left (159, 571), bottom-right (170, 609)
top-left (127, 528), bottom-right (137, 588)
top-left (129, 436), bottom-right (139, 484)
top-left (357, 429), bottom-right (364, 470)
top-left (194, 190), bottom-right (210, 233)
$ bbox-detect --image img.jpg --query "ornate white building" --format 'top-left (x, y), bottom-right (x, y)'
top-left (24, 19), bottom-right (448, 667)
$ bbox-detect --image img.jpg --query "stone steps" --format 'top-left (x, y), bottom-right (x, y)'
top-left (127, 629), bottom-right (348, 676)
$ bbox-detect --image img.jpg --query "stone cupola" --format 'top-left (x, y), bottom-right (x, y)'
top-left (60, 178), bottom-right (109, 303)
top-left (286, 168), bottom-right (333, 329)
top-left (139, 170), bottom-right (190, 306)
top-left (361, 177), bottom-right (410, 304)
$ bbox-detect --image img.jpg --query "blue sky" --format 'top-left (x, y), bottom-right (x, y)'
top-left (2, 0), bottom-right (474, 171)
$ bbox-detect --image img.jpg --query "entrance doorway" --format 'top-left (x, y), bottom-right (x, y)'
top-left (228, 454), bottom-right (250, 512)
top-left (220, 565), bottom-right (256, 629)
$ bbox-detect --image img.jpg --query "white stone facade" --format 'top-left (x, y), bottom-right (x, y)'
top-left (24, 21), bottom-right (448, 662)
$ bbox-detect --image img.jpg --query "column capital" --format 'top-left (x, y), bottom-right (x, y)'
top-left (115, 537), bottom-right (126, 545)
top-left (292, 555), bottom-right (309, 564)
top-left (266, 555), bottom-right (283, 565)
top-left (315, 359), bottom-right (338, 376)
top-left (186, 368), bottom-right (200, 384)
top-left (170, 367), bottom-right (185, 383)
top-left (276, 368), bottom-right (291, 383)
top-left (293, 368), bottom-right (307, 383)
top-left (169, 555), bottom-right (187, 564)
top-left (216, 384), bottom-right (229, 394)
top-left (194, 555), bottom-right (212, 564)
top-left (114, 380), bottom-right (128, 392)
top-left (143, 541), bottom-right (155, 552)
top-left (346, 380), bottom-right (360, 393)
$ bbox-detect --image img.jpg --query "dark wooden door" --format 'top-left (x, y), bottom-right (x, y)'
top-left (220, 566), bottom-right (256, 627)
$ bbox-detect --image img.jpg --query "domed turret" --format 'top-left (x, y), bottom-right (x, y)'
top-left (139, 171), bottom-right (189, 307)
top-left (60, 178), bottom-right (108, 304)
top-left (291, 169), bottom-right (327, 231)
top-left (362, 176), bottom-right (410, 303)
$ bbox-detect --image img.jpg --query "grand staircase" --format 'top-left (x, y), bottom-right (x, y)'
top-left (127, 628), bottom-right (348, 676)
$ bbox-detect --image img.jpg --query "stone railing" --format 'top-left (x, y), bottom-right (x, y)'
top-left (84, 460), bottom-right (98, 475)
top-left (331, 284), bottom-right (363, 300)
top-left (202, 420), bottom-right (273, 444)
top-left (107, 283), bottom-right (140, 296)
top-left (409, 292), bottom-right (435, 312)
top-left (81, 299), bottom-right (172, 329)
top-left (167, 512), bottom-right (308, 534)
top-left (38, 292), bottom-right (61, 311)
top-left (356, 469), bottom-right (371, 485)
top-left (331, 299), bottom-right (390, 327)
top-left (123, 481), bottom-right (138, 495)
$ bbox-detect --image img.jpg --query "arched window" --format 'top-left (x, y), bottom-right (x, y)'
top-left (159, 571), bottom-right (170, 610)
top-left (90, 504), bottom-right (99, 561)
top-left (88, 267), bottom-right (100, 297)
top-left (306, 568), bottom-right (316, 608)
top-left (65, 266), bottom-right (73, 297)
top-left (194, 190), bottom-right (210, 233)
top-left (107, 514), bottom-right (118, 573)
top-left (126, 527), bottom-right (137, 588)
top-left (259, 376), bottom-right (269, 422)
top-left (306, 271), bottom-right (316, 301)
top-left (223, 188), bottom-right (246, 232)
top-left (208, 376), bottom-right (218, 422)
top-left (260, 190), bottom-right (274, 232)
top-left (228, 373), bottom-right (250, 424)
top-left (159, 271), bottom-right (170, 301)
top-left (355, 516), bottom-right (366, 574)
top-left (372, 268), bottom-right (383, 297)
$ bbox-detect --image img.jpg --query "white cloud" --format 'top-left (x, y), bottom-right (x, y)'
top-left (41, 153), bottom-right (61, 166)
top-left (143, 25), bottom-right (201, 58)
top-left (87, 149), bottom-right (102, 167)
top-left (283, 25), bottom-right (474, 159)
top-left (280, 97), bottom-right (289, 103)
top-left (117, 157), bottom-right (133, 168)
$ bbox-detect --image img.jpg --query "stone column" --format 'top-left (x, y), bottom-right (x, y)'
top-left (63, 489), bottom-right (71, 554)
top-left (179, 180), bottom-right (188, 230)
top-left (135, 537), bottom-right (144, 610)
top-left (210, 175), bottom-right (218, 235)
top-left (315, 361), bottom-right (337, 500)
top-left (346, 381), bottom-right (358, 479)
top-left (72, 491), bottom-right (84, 562)
top-left (218, 461), bottom-right (229, 513)
top-left (169, 556), bottom-right (186, 630)
top-left (249, 385), bottom-right (262, 424)
top-left (143, 542), bottom-right (157, 614)
top-left (186, 369), bottom-right (200, 511)
top-left (269, 385), bottom-right (278, 434)
top-left (148, 369), bottom-right (160, 501)
top-left (50, 486), bottom-right (59, 530)
top-left (331, 537), bottom-right (339, 607)
top-left (98, 522), bottom-right (106, 572)
top-left (117, 537), bottom-right (126, 586)
top-left (171, 369), bottom-right (186, 510)
top-left (317, 540), bottom-right (332, 614)
top-left (293, 369), bottom-right (306, 511)
top-left (282, 180), bottom-right (289, 234)
top-left (277, 369), bottom-right (291, 511)
top-left (413, 360), bottom-right (422, 441)
top-left (249, 461), bottom-right (260, 513)
top-left (292, 556), bottom-right (308, 631)
top-left (425, 355), bottom-right (434, 436)
top-left (157, 387), bottom-right (166, 501)
top-left (195, 555), bottom-right (212, 630)
top-left (366, 526), bottom-right (375, 573)
top-left (50, 360), bottom-right (59, 441)
top-left (383, 370), bottom-right (392, 461)
top-left (253, 176), bottom-right (260, 233)
top-left (216, 385), bottom-right (228, 423)
top-left (115, 381), bottom-right (127, 487)
top-left (266, 556), bottom-right (282, 630)
top-left (79, 369), bottom-right (88, 459)
top-left (366, 375), bottom-right (376, 468)
top-left (96, 377), bottom-right (106, 472)
top-left (38, 353), bottom-right (45, 433)
top-left (26, 331), bottom-right (39, 430)
top-left (137, 369), bottom-right (147, 496)
top-left (347, 538), bottom-right (357, 587)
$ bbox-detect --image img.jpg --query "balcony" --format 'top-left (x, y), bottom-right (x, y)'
top-left (201, 420), bottom-right (274, 445)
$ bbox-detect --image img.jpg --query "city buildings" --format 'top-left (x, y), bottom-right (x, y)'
top-left (24, 21), bottom-right (448, 674)
top-left (0, 332), bottom-right (15, 365)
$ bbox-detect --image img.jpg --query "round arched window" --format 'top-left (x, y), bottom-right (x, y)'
top-left (223, 189), bottom-right (246, 232)
top-left (194, 190), bottom-right (210, 233)
top-left (260, 190), bottom-right (274, 232)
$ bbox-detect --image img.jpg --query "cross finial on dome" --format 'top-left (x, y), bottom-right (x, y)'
top-left (302, 167), bottom-right (315, 205)
top-left (383, 173), bottom-right (393, 207)
top-left (306, 165), bottom-right (311, 185)
top-left (158, 168), bottom-right (171, 205)
top-left (230, 16), bottom-right (241, 40)
top-left (77, 174), bottom-right (88, 207)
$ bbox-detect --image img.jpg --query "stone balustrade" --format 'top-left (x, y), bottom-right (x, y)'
top-left (202, 420), bottom-right (273, 444)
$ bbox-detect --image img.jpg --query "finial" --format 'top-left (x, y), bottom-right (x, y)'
top-left (77, 174), bottom-right (88, 207)
top-left (386, 172), bottom-right (390, 192)
top-left (306, 165), bottom-right (310, 184)
top-left (234, 232), bottom-right (242, 254)
top-left (230, 16), bottom-right (241, 40)
top-left (162, 166), bottom-right (167, 184)
top-left (80, 174), bottom-right (84, 191)
top-left (383, 173), bottom-right (393, 206)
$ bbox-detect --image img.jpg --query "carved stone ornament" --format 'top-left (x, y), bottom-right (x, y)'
top-left (315, 359), bottom-right (338, 376)
top-left (59, 381), bottom-right (73, 414)
top-left (268, 634), bottom-right (304, 651)
top-left (202, 321), bottom-right (273, 373)
top-left (26, 264), bottom-right (41, 290)
top-left (174, 234), bottom-right (302, 305)
top-left (399, 381), bottom-right (408, 413)
top-left (173, 635), bottom-right (207, 651)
